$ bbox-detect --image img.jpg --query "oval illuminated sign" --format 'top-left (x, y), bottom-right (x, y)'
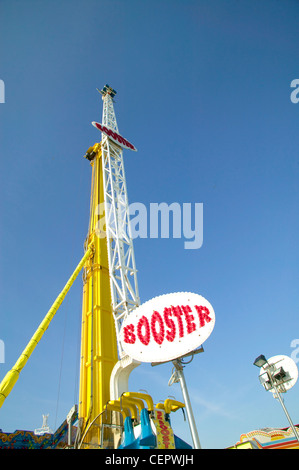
top-left (120, 292), bottom-right (215, 363)
top-left (92, 121), bottom-right (137, 151)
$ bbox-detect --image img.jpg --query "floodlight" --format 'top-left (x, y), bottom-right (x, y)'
top-left (254, 354), bottom-right (299, 443)
top-left (273, 367), bottom-right (287, 383)
top-left (258, 371), bottom-right (271, 390)
top-left (253, 354), bottom-right (268, 368)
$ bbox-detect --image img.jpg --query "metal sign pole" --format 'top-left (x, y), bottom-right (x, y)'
top-left (172, 359), bottom-right (201, 449)
top-left (272, 385), bottom-right (299, 443)
top-left (255, 355), bottom-right (299, 444)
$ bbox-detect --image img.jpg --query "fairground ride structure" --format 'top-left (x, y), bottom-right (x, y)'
top-left (0, 85), bottom-right (193, 450)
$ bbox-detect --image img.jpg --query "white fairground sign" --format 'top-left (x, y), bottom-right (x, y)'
top-left (120, 292), bottom-right (215, 363)
top-left (92, 121), bottom-right (137, 151)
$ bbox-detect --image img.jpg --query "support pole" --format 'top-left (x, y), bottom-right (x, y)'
top-left (272, 385), bottom-right (299, 443)
top-left (0, 246), bottom-right (94, 409)
top-left (172, 359), bottom-right (201, 449)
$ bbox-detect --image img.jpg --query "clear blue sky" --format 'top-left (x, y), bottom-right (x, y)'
top-left (0, 0), bottom-right (299, 449)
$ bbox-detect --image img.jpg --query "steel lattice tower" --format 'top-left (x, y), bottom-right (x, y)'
top-left (77, 85), bottom-right (140, 448)
top-left (100, 85), bottom-right (140, 356)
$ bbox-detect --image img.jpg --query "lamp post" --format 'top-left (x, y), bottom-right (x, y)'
top-left (253, 354), bottom-right (299, 443)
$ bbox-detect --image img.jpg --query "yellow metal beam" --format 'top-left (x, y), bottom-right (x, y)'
top-left (0, 246), bottom-right (94, 409)
top-left (78, 144), bottom-right (118, 447)
top-left (105, 401), bottom-right (129, 420)
top-left (155, 399), bottom-right (185, 414)
top-left (121, 394), bottom-right (145, 415)
top-left (107, 399), bottom-right (137, 420)
top-left (164, 398), bottom-right (185, 414)
top-left (122, 391), bottom-right (154, 412)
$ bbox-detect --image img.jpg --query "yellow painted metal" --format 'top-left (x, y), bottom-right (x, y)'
top-left (121, 394), bottom-right (145, 415)
top-left (152, 408), bottom-right (176, 449)
top-left (163, 398), bottom-right (185, 414)
top-left (155, 403), bottom-right (166, 410)
top-left (105, 401), bottom-right (129, 420)
top-left (155, 399), bottom-right (185, 414)
top-left (0, 246), bottom-right (94, 409)
top-left (108, 399), bottom-right (137, 420)
top-left (78, 144), bottom-right (118, 447)
top-left (122, 391), bottom-right (155, 412)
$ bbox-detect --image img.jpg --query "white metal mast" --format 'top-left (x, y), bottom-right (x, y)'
top-left (98, 84), bottom-right (140, 357)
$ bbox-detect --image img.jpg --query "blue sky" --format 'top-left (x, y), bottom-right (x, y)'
top-left (0, 0), bottom-right (299, 449)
